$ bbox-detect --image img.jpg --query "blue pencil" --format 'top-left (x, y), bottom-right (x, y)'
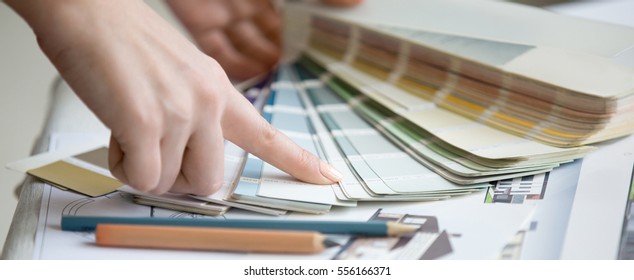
top-left (61, 216), bottom-right (419, 236)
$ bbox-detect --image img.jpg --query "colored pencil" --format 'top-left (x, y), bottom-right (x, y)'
top-left (96, 224), bottom-right (337, 254)
top-left (62, 215), bottom-right (419, 236)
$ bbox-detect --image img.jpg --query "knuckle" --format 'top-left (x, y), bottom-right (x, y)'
top-left (129, 108), bottom-right (161, 134)
top-left (127, 175), bottom-right (160, 194)
top-left (297, 149), bottom-right (318, 171)
top-left (256, 120), bottom-right (279, 151)
top-left (181, 61), bottom-right (229, 114)
top-left (198, 87), bottom-right (223, 110)
top-left (165, 101), bottom-right (193, 126)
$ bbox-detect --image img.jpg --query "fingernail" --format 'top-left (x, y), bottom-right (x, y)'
top-left (320, 161), bottom-right (343, 182)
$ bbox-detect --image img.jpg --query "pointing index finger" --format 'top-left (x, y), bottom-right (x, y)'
top-left (222, 89), bottom-right (342, 185)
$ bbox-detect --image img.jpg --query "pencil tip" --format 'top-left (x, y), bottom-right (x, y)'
top-left (323, 239), bottom-right (341, 248)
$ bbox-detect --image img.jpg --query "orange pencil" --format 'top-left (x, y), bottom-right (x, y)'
top-left (95, 224), bottom-right (338, 254)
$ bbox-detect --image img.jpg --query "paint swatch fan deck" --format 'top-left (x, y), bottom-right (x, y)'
top-left (294, 0), bottom-right (634, 148)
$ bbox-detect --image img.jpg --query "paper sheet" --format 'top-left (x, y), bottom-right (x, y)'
top-left (561, 134), bottom-right (634, 259)
top-left (492, 161), bottom-right (582, 259)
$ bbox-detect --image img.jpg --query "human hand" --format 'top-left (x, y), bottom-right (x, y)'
top-left (7, 0), bottom-right (342, 196)
top-left (167, 0), bottom-right (363, 81)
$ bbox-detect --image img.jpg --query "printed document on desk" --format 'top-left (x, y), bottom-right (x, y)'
top-left (30, 132), bottom-right (533, 259)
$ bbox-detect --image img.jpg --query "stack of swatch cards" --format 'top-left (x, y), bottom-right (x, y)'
top-left (195, 59), bottom-right (582, 215)
top-left (300, 1), bottom-right (634, 148)
top-left (218, 64), bottom-right (489, 214)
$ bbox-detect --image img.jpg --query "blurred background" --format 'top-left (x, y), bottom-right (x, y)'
top-left (0, 3), bottom-right (55, 254)
top-left (1, 0), bottom-right (632, 254)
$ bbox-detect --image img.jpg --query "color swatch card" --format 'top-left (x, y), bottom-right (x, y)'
top-left (7, 140), bottom-right (120, 197)
top-left (230, 67), bottom-right (351, 213)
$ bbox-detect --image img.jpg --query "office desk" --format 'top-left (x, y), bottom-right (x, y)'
top-left (3, 0), bottom-right (634, 260)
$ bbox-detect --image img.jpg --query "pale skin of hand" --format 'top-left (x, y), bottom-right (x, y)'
top-left (167, 0), bottom-right (362, 81)
top-left (5, 0), bottom-right (362, 196)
